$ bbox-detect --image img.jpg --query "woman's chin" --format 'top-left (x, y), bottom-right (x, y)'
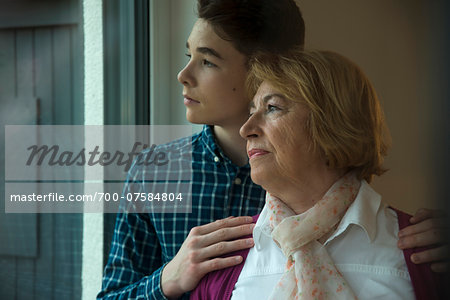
top-left (250, 170), bottom-right (271, 190)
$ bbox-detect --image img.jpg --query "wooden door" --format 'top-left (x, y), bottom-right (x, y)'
top-left (0, 0), bottom-right (83, 299)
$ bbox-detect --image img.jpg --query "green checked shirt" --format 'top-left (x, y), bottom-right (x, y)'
top-left (98, 125), bottom-right (266, 299)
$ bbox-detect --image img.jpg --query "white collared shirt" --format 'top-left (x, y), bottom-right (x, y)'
top-left (231, 181), bottom-right (414, 300)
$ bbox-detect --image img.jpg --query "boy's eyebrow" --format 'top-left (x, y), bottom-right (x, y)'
top-left (197, 47), bottom-right (223, 60)
top-left (186, 42), bottom-right (223, 60)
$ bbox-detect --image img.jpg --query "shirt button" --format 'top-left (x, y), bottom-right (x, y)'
top-left (234, 178), bottom-right (242, 185)
top-left (214, 156), bottom-right (220, 163)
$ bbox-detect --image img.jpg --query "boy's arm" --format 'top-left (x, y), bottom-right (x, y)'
top-left (97, 211), bottom-right (168, 299)
top-left (97, 157), bottom-right (169, 300)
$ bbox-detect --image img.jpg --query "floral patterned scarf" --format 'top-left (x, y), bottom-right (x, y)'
top-left (267, 172), bottom-right (361, 300)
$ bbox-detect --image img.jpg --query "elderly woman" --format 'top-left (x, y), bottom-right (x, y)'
top-left (190, 49), bottom-right (442, 299)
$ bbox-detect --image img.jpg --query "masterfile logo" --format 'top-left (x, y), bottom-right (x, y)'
top-left (4, 125), bottom-right (194, 213)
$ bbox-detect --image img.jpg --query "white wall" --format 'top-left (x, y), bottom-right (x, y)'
top-left (82, 0), bottom-right (104, 299)
top-left (297, 0), bottom-right (443, 212)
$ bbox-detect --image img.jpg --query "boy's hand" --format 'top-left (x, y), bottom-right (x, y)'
top-left (398, 208), bottom-right (448, 272)
top-left (161, 216), bottom-right (255, 299)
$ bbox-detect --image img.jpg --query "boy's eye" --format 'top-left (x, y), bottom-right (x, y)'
top-left (202, 59), bottom-right (216, 68)
top-left (185, 53), bottom-right (192, 59)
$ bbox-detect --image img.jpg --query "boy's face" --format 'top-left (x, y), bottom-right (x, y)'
top-left (178, 19), bottom-right (250, 128)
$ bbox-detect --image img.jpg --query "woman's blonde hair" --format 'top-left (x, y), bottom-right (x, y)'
top-left (246, 49), bottom-right (391, 182)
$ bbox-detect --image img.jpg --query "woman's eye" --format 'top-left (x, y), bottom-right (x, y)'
top-left (267, 104), bottom-right (279, 112)
top-left (202, 59), bottom-right (216, 68)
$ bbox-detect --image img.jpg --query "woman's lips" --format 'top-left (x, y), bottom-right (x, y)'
top-left (247, 148), bottom-right (269, 160)
top-left (183, 96), bottom-right (200, 105)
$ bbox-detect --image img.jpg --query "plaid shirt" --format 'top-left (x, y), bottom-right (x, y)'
top-left (98, 125), bottom-right (266, 299)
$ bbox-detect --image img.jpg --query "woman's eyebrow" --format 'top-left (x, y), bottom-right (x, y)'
top-left (186, 42), bottom-right (223, 60)
top-left (262, 93), bottom-right (286, 103)
top-left (249, 93), bottom-right (286, 110)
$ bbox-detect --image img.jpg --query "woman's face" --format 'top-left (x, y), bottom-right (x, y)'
top-left (240, 81), bottom-right (327, 192)
top-left (177, 19), bottom-right (250, 127)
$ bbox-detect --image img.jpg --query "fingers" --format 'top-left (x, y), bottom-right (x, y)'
top-left (409, 245), bottom-right (449, 264)
top-left (186, 217), bottom-right (255, 260)
top-left (201, 223), bottom-right (255, 246)
top-left (398, 218), bottom-right (447, 239)
top-left (398, 209), bottom-right (448, 251)
top-left (193, 216), bottom-right (254, 235)
top-left (409, 245), bottom-right (449, 273)
top-left (198, 238), bottom-right (254, 260)
top-left (398, 227), bottom-right (445, 249)
top-left (184, 216), bottom-right (255, 259)
top-left (198, 255), bottom-right (244, 274)
top-left (397, 211), bottom-right (450, 271)
top-left (409, 208), bottom-right (446, 224)
top-left (431, 262), bottom-right (449, 273)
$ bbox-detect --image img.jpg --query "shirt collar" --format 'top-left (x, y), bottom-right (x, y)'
top-left (199, 125), bottom-right (251, 170)
top-left (252, 195), bottom-right (272, 251)
top-left (326, 180), bottom-right (381, 244)
top-left (253, 180), bottom-right (381, 250)
top-left (198, 125), bottom-right (219, 160)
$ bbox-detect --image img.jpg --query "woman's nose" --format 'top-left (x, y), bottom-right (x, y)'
top-left (240, 113), bottom-right (260, 140)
